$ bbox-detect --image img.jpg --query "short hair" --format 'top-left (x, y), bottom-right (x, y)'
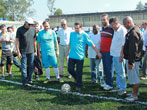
top-left (7, 27), bottom-right (12, 30)
top-left (102, 14), bottom-right (109, 19)
top-left (61, 19), bottom-right (67, 24)
top-left (34, 21), bottom-right (39, 25)
top-left (123, 16), bottom-right (134, 23)
top-left (109, 17), bottom-right (119, 24)
top-left (0, 24), bottom-right (6, 29)
top-left (74, 22), bottom-right (82, 28)
top-left (42, 20), bottom-right (50, 25)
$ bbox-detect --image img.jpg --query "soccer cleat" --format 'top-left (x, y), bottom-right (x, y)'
top-left (8, 74), bottom-right (13, 77)
top-left (57, 78), bottom-right (64, 83)
top-left (104, 85), bottom-right (113, 90)
top-left (43, 79), bottom-right (50, 84)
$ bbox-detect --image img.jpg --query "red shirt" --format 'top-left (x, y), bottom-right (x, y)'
top-left (100, 26), bottom-right (114, 52)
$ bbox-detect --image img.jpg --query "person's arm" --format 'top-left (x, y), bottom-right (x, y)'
top-left (37, 42), bottom-right (41, 57)
top-left (56, 40), bottom-right (59, 56)
top-left (119, 46), bottom-right (124, 62)
top-left (66, 44), bottom-right (70, 58)
top-left (85, 44), bottom-right (88, 58)
top-left (16, 38), bottom-right (22, 59)
top-left (34, 38), bottom-right (37, 56)
top-left (92, 44), bottom-right (102, 58)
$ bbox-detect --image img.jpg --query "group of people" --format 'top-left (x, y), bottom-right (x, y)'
top-left (0, 14), bottom-right (146, 102)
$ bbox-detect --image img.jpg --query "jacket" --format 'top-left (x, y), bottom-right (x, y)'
top-left (123, 26), bottom-right (143, 65)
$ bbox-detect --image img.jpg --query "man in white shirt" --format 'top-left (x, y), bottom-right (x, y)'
top-left (57, 19), bottom-right (72, 78)
top-left (109, 17), bottom-right (127, 95)
top-left (142, 22), bottom-right (147, 80)
top-left (85, 25), bottom-right (104, 85)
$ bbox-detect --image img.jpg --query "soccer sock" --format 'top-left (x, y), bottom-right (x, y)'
top-left (54, 68), bottom-right (60, 79)
top-left (45, 68), bottom-right (50, 79)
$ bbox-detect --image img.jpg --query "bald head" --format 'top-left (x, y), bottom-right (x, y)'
top-left (123, 16), bottom-right (134, 30)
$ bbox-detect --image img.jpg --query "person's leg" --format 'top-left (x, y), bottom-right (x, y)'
top-left (1, 50), bottom-right (6, 77)
top-left (59, 45), bottom-right (65, 76)
top-left (133, 84), bottom-right (139, 98)
top-left (96, 59), bottom-right (104, 84)
top-left (54, 68), bottom-right (60, 79)
top-left (102, 52), bottom-right (113, 87)
top-left (68, 58), bottom-right (76, 80)
top-left (26, 53), bottom-right (34, 83)
top-left (76, 59), bottom-right (84, 89)
top-left (113, 57), bottom-right (126, 91)
top-left (21, 53), bottom-right (27, 85)
top-left (45, 67), bottom-right (50, 79)
top-left (7, 51), bottom-right (13, 75)
top-left (142, 51), bottom-right (147, 79)
top-left (90, 58), bottom-right (97, 83)
top-left (13, 56), bottom-right (21, 69)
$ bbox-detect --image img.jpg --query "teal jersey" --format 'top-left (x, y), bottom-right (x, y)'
top-left (69, 31), bottom-right (93, 60)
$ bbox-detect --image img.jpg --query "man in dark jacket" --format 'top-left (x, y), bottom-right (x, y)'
top-left (122, 16), bottom-right (143, 101)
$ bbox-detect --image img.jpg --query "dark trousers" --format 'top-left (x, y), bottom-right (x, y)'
top-left (68, 58), bottom-right (84, 88)
top-left (101, 52), bottom-right (113, 87)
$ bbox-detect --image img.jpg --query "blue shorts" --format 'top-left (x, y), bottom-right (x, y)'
top-left (41, 51), bottom-right (58, 68)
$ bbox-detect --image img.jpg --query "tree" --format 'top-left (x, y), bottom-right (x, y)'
top-left (136, 1), bottom-right (144, 10)
top-left (0, 0), bottom-right (8, 18)
top-left (54, 8), bottom-right (63, 15)
top-left (144, 3), bottom-right (147, 9)
top-left (5, 0), bottom-right (34, 21)
top-left (47, 0), bottom-right (56, 15)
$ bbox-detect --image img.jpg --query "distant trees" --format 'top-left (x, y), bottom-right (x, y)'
top-left (54, 8), bottom-right (63, 15)
top-left (136, 1), bottom-right (147, 10)
top-left (0, 0), bottom-right (34, 21)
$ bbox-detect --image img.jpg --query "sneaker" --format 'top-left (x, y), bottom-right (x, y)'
top-left (57, 78), bottom-right (64, 83)
top-left (141, 76), bottom-right (147, 80)
top-left (125, 96), bottom-right (138, 102)
top-left (104, 85), bottom-right (113, 90)
top-left (118, 90), bottom-right (127, 95)
top-left (1, 76), bottom-right (5, 80)
top-left (100, 83), bottom-right (107, 88)
top-left (35, 75), bottom-right (40, 81)
top-left (8, 74), bottom-right (13, 77)
top-left (43, 79), bottom-right (50, 84)
top-left (112, 87), bottom-right (120, 92)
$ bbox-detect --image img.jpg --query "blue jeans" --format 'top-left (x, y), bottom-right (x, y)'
top-left (68, 58), bottom-right (84, 88)
top-left (13, 56), bottom-right (21, 68)
top-left (113, 57), bottom-right (126, 90)
top-left (21, 53), bottom-right (34, 85)
top-left (101, 52), bottom-right (113, 87)
top-left (90, 58), bottom-right (104, 84)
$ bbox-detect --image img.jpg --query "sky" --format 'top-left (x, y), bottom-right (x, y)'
top-left (32, 0), bottom-right (147, 21)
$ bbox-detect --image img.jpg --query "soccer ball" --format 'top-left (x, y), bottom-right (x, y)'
top-left (61, 84), bottom-right (71, 93)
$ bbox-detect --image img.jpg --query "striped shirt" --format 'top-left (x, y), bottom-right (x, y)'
top-left (100, 26), bottom-right (114, 52)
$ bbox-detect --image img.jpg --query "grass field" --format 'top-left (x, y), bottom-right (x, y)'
top-left (0, 58), bottom-right (147, 110)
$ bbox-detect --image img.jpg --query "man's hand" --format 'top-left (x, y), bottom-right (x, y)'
top-left (18, 52), bottom-right (22, 59)
top-left (97, 52), bottom-right (102, 59)
top-left (34, 51), bottom-right (37, 56)
top-left (128, 64), bottom-right (134, 70)
top-left (119, 55), bottom-right (123, 62)
top-left (56, 50), bottom-right (59, 57)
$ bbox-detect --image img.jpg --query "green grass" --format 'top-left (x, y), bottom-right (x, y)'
top-left (0, 58), bottom-right (147, 110)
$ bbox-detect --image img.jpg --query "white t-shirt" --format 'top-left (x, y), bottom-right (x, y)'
top-left (88, 33), bottom-right (101, 58)
top-left (143, 30), bottom-right (147, 51)
top-left (110, 25), bottom-right (127, 57)
top-left (57, 27), bottom-right (72, 45)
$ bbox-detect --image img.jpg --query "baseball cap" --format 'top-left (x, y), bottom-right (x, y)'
top-left (25, 17), bottom-right (34, 24)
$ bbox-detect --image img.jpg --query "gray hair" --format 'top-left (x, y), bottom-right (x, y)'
top-left (61, 19), bottom-right (67, 24)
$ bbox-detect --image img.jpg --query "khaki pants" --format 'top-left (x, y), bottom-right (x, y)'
top-left (59, 45), bottom-right (69, 75)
